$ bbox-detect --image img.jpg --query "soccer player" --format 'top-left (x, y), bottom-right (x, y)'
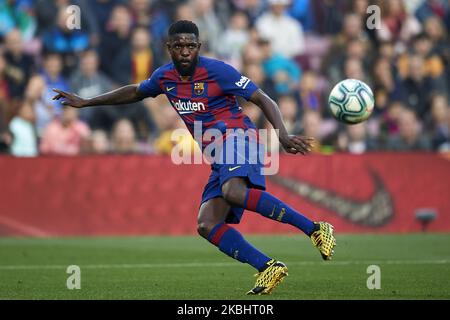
top-left (52, 20), bottom-right (336, 295)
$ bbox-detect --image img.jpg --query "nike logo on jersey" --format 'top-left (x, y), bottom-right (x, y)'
top-left (166, 86), bottom-right (175, 92)
top-left (228, 166), bottom-right (242, 171)
top-left (268, 170), bottom-right (393, 227)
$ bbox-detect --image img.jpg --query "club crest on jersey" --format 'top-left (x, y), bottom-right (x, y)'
top-left (194, 82), bottom-right (205, 95)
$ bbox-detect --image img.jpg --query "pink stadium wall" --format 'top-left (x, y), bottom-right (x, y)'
top-left (0, 153), bottom-right (449, 236)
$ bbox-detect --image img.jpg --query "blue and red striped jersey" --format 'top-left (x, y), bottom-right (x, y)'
top-left (138, 56), bottom-right (259, 148)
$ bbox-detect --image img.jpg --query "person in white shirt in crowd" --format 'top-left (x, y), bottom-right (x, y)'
top-left (256, 0), bottom-right (305, 59)
top-left (9, 101), bottom-right (38, 157)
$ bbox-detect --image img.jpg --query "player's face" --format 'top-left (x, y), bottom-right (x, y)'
top-left (167, 34), bottom-right (201, 76)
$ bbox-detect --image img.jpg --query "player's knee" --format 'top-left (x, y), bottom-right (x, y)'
top-left (221, 181), bottom-right (246, 205)
top-left (197, 220), bottom-right (214, 239)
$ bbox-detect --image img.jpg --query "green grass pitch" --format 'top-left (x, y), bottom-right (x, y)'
top-left (1, 234), bottom-right (449, 299)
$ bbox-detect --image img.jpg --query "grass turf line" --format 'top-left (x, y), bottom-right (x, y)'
top-left (0, 234), bottom-right (449, 299)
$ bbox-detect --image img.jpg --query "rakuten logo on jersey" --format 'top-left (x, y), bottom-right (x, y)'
top-left (171, 99), bottom-right (206, 114)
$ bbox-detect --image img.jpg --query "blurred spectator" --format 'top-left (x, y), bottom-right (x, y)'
top-left (9, 101), bottom-right (37, 157)
top-left (3, 29), bottom-right (35, 99)
top-left (217, 11), bottom-right (250, 67)
top-left (322, 13), bottom-right (368, 85)
top-left (385, 109), bottom-right (431, 151)
top-left (0, 0), bottom-right (36, 41)
top-left (423, 16), bottom-right (450, 95)
top-left (423, 15), bottom-right (449, 56)
top-left (41, 53), bottom-right (70, 117)
top-left (35, 0), bottom-right (99, 45)
top-left (336, 122), bottom-right (377, 154)
top-left (129, 0), bottom-right (156, 27)
top-left (428, 94), bottom-right (450, 151)
top-left (40, 106), bottom-right (90, 155)
top-left (154, 107), bottom-right (198, 156)
top-left (0, 53), bottom-right (13, 122)
top-left (298, 71), bottom-right (322, 114)
top-left (380, 101), bottom-right (407, 138)
top-left (376, 0), bottom-right (422, 52)
top-left (395, 54), bottom-right (446, 118)
top-left (192, 0), bottom-right (222, 53)
top-left (70, 49), bottom-right (114, 129)
top-left (89, 0), bottom-right (125, 36)
top-left (0, 57), bottom-right (12, 152)
top-left (415, 0), bottom-right (448, 23)
top-left (258, 38), bottom-right (301, 96)
top-left (278, 95), bottom-right (300, 135)
top-left (0, 0), bottom-right (448, 156)
top-left (244, 62), bottom-right (277, 102)
top-left (346, 39), bottom-right (373, 73)
top-left (288, 0), bottom-right (314, 32)
top-left (85, 129), bottom-right (110, 154)
top-left (129, 0), bottom-right (170, 57)
top-left (378, 40), bottom-right (397, 61)
top-left (111, 26), bottom-right (160, 85)
top-left (241, 40), bottom-right (264, 65)
top-left (310, 0), bottom-right (347, 35)
top-left (175, 2), bottom-right (196, 21)
top-left (396, 33), bottom-right (446, 80)
top-left (99, 5), bottom-right (132, 80)
top-left (110, 118), bottom-right (145, 154)
top-left (239, 64), bottom-right (268, 128)
top-left (343, 57), bottom-right (372, 89)
top-left (0, 128), bottom-right (11, 154)
top-left (299, 109), bottom-right (325, 153)
top-left (372, 56), bottom-right (396, 113)
top-left (256, 0), bottom-right (305, 58)
top-left (232, 0), bottom-right (266, 27)
top-left (41, 6), bottom-right (90, 70)
top-left (25, 74), bottom-right (52, 137)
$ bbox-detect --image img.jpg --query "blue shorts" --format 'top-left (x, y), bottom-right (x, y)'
top-left (200, 132), bottom-right (266, 224)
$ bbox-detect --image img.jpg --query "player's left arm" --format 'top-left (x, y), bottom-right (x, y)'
top-left (249, 89), bottom-right (314, 155)
top-left (217, 61), bottom-right (313, 155)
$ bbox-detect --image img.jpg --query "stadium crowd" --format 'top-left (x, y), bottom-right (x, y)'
top-left (0, 0), bottom-right (449, 157)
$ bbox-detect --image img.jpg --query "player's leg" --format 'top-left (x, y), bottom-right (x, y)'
top-left (221, 177), bottom-right (336, 260)
top-left (197, 197), bottom-right (288, 295)
top-left (222, 177), bottom-right (315, 234)
top-left (197, 197), bottom-right (273, 271)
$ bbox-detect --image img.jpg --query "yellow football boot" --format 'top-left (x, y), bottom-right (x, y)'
top-left (310, 222), bottom-right (336, 260)
top-left (246, 259), bottom-right (288, 295)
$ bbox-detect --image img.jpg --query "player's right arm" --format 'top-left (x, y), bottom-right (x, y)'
top-left (52, 67), bottom-right (163, 108)
top-left (52, 85), bottom-right (146, 108)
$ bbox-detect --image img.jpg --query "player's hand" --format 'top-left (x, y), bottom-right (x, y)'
top-left (279, 134), bottom-right (315, 155)
top-left (52, 88), bottom-right (87, 108)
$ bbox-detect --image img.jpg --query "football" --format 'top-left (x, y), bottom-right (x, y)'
top-left (328, 79), bottom-right (375, 124)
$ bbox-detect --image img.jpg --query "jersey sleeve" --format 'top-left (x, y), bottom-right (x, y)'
top-left (137, 68), bottom-right (163, 98)
top-left (216, 62), bottom-right (259, 100)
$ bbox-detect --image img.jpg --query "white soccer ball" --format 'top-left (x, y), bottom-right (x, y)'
top-left (328, 79), bottom-right (375, 124)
